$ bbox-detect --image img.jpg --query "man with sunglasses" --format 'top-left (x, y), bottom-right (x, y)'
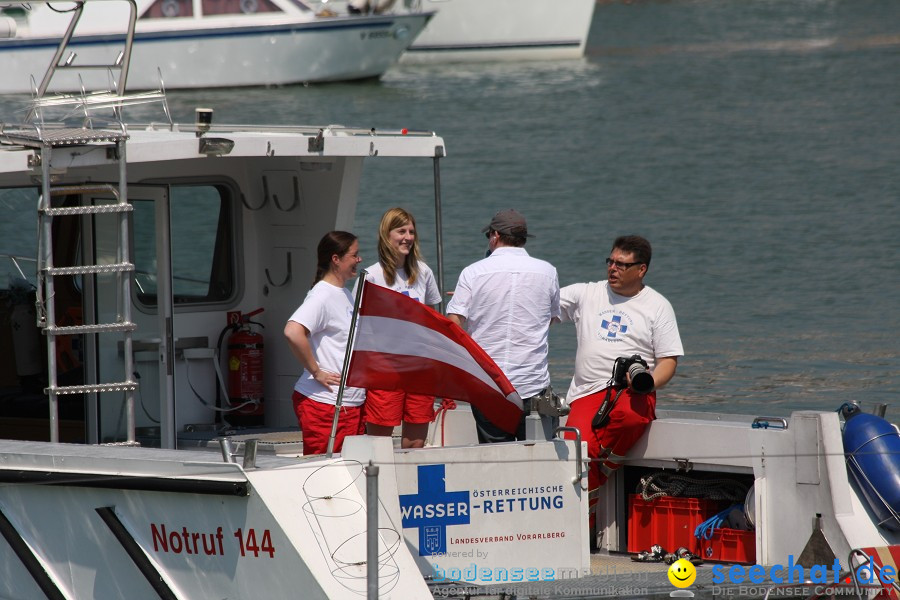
top-left (558, 235), bottom-right (683, 529)
top-left (447, 209), bottom-right (560, 443)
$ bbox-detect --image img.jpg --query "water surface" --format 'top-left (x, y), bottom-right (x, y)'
top-left (3, 0), bottom-right (898, 415)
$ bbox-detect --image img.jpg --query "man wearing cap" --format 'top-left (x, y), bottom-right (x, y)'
top-left (447, 209), bottom-right (560, 443)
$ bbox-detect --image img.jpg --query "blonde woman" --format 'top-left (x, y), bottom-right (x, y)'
top-left (356, 208), bottom-right (441, 448)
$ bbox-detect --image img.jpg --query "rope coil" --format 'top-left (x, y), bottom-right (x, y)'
top-left (637, 471), bottom-right (748, 502)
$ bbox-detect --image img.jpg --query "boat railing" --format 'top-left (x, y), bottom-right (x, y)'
top-left (847, 547), bottom-right (900, 599)
top-left (27, 84), bottom-right (172, 128)
top-left (20, 0), bottom-right (172, 129)
top-left (135, 121), bottom-right (439, 138)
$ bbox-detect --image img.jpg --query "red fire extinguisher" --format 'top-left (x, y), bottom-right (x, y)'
top-left (225, 308), bottom-right (265, 425)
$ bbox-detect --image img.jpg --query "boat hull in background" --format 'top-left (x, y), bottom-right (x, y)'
top-left (400, 0), bottom-right (596, 63)
top-left (0, 14), bottom-right (431, 93)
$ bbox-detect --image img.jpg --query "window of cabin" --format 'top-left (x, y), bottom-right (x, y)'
top-left (200, 0), bottom-right (282, 15)
top-left (141, 0), bottom-right (282, 18)
top-left (133, 184), bottom-right (237, 307)
top-left (140, 0), bottom-right (194, 18)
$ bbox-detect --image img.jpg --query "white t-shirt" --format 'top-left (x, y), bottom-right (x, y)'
top-left (447, 247), bottom-right (560, 398)
top-left (354, 261), bottom-right (441, 306)
top-left (559, 281), bottom-right (684, 402)
top-left (288, 281), bottom-right (365, 406)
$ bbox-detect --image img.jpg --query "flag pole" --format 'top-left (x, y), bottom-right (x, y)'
top-left (432, 152), bottom-right (445, 314)
top-left (326, 271), bottom-right (367, 458)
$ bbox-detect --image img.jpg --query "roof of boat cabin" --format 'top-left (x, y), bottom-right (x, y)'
top-left (0, 122), bottom-right (447, 181)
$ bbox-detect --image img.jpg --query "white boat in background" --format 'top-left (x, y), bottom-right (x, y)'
top-left (0, 0), bottom-right (432, 93)
top-left (3, 4), bottom-right (900, 599)
top-left (315, 0), bottom-right (596, 62)
top-left (403, 0), bottom-right (597, 63)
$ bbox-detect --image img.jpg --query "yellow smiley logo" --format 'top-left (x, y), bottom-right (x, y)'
top-left (667, 558), bottom-right (697, 588)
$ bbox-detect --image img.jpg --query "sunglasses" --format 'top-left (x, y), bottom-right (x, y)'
top-left (606, 258), bottom-right (642, 270)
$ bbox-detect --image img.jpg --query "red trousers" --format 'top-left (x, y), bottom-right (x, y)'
top-left (292, 391), bottom-right (365, 456)
top-left (564, 387), bottom-right (656, 508)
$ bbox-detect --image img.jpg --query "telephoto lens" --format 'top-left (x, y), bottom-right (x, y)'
top-left (628, 362), bottom-right (655, 394)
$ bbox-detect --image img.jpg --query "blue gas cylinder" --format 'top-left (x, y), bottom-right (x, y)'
top-left (842, 404), bottom-right (900, 531)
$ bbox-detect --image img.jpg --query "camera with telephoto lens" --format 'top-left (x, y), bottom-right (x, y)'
top-left (611, 354), bottom-right (655, 394)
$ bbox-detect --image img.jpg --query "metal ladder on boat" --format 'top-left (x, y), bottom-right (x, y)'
top-left (0, 0), bottom-right (171, 444)
top-left (0, 125), bottom-right (139, 444)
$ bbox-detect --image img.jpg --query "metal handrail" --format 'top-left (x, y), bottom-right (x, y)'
top-left (555, 426), bottom-right (588, 489)
top-left (17, 0), bottom-right (171, 127)
top-left (848, 548), bottom-right (900, 599)
top-left (752, 416), bottom-right (789, 430)
top-left (32, 0), bottom-right (137, 102)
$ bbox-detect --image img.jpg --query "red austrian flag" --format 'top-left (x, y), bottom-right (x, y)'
top-left (346, 281), bottom-right (523, 434)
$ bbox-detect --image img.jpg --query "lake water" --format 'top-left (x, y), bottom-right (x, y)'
top-left (3, 0), bottom-right (898, 417)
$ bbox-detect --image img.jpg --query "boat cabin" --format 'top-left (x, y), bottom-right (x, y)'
top-left (0, 73), bottom-right (447, 448)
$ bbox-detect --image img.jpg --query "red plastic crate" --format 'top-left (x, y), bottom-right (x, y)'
top-left (696, 528), bottom-right (756, 564)
top-left (627, 494), bottom-right (719, 553)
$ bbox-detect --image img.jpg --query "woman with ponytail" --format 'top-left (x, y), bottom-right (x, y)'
top-left (284, 231), bottom-right (365, 455)
top-left (354, 208), bottom-right (441, 448)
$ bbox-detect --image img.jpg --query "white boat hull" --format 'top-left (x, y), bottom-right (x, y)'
top-left (0, 14), bottom-right (431, 93)
top-left (0, 434), bottom-right (588, 598)
top-left (0, 438), bottom-right (435, 598)
top-left (400, 0), bottom-right (596, 63)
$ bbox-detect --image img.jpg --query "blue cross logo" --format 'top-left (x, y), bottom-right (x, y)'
top-left (399, 464), bottom-right (470, 555)
top-left (600, 314), bottom-right (628, 338)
